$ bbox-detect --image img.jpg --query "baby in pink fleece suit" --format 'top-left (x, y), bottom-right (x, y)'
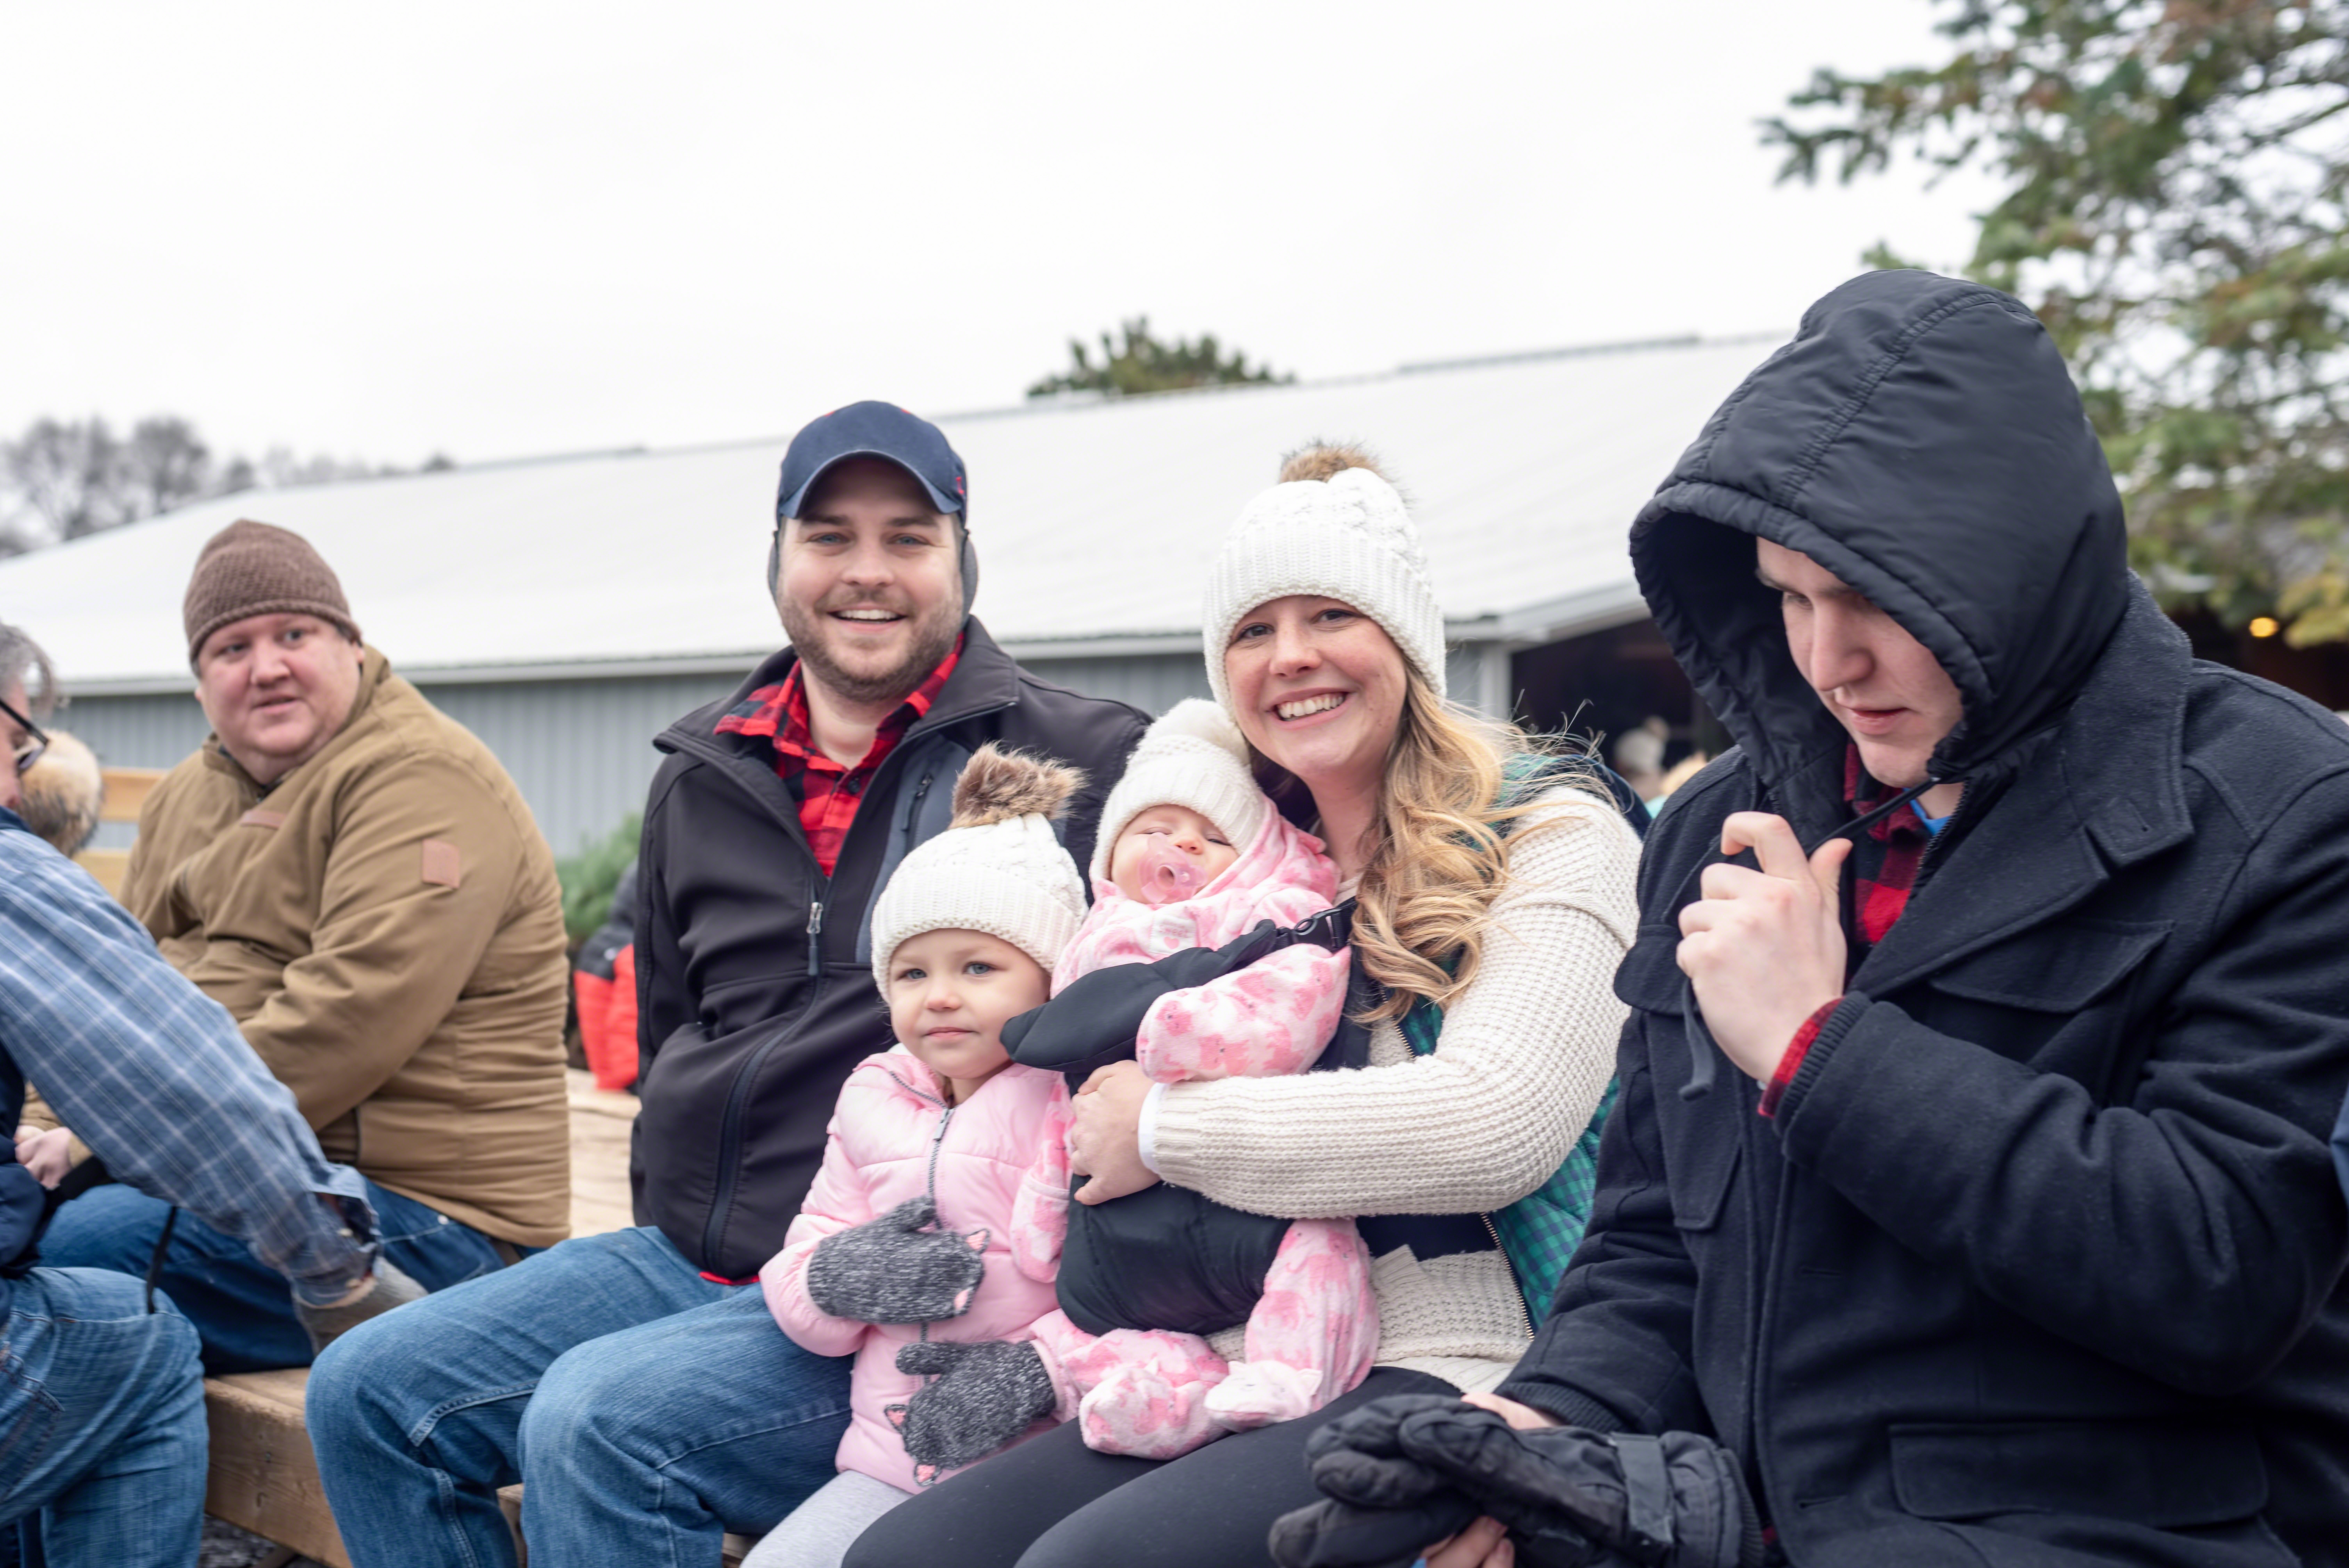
top-left (1010, 700), bottom-right (1378, 1459)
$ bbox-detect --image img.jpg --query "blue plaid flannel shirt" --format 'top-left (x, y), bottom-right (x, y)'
top-left (0, 810), bottom-right (376, 1307)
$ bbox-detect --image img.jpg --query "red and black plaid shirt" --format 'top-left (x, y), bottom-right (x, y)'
top-left (714, 639), bottom-right (962, 876)
top-left (1761, 748), bottom-right (1939, 1116)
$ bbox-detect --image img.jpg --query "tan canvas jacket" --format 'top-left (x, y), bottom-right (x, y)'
top-left (109, 649), bottom-right (571, 1245)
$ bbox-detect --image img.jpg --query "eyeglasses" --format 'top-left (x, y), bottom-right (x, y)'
top-left (0, 692), bottom-right (48, 778)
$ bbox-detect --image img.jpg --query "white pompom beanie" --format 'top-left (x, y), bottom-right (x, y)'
top-left (866, 746), bottom-right (1089, 989)
top-left (1089, 699), bottom-right (1271, 884)
top-left (1201, 463), bottom-right (1446, 720)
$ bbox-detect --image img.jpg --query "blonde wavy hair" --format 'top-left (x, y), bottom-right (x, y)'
top-left (1244, 648), bottom-right (1604, 1026)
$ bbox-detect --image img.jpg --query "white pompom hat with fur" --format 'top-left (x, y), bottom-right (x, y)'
top-left (1089, 698), bottom-right (1270, 884)
top-left (866, 744), bottom-right (1089, 989)
top-left (1201, 444), bottom-right (1447, 719)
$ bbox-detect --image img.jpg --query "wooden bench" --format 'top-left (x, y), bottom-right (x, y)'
top-left (72, 764), bottom-right (164, 896)
top-left (201, 1073), bottom-right (756, 1566)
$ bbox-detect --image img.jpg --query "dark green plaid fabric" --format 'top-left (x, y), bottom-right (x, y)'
top-left (1395, 994), bottom-right (1616, 1322)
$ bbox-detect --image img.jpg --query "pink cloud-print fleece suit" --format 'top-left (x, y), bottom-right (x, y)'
top-left (1011, 805), bottom-right (1378, 1460)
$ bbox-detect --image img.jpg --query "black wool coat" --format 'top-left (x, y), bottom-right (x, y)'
top-left (1500, 272), bottom-right (2349, 1568)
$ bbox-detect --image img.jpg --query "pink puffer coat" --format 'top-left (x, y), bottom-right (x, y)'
top-left (761, 1051), bottom-right (1064, 1491)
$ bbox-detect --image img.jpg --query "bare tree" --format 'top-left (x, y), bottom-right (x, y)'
top-left (4, 417), bottom-right (131, 544)
top-left (120, 416), bottom-right (215, 519)
top-left (0, 414), bottom-right (452, 556)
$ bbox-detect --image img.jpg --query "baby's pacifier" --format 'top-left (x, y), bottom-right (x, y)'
top-left (1137, 840), bottom-right (1204, 905)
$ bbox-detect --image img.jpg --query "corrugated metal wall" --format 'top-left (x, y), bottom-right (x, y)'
top-left (1015, 652), bottom-right (1210, 718)
top-left (422, 674), bottom-right (744, 855)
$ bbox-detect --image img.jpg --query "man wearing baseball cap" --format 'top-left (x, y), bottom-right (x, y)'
top-left (310, 401), bottom-right (1149, 1566)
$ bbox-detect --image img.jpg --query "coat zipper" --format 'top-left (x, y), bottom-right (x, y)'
top-left (909, 1092), bottom-right (957, 1349)
top-left (679, 695), bottom-right (1012, 1275)
top-left (926, 1101), bottom-right (956, 1206)
top-left (1482, 1210), bottom-right (1536, 1338)
top-left (901, 768), bottom-right (937, 837)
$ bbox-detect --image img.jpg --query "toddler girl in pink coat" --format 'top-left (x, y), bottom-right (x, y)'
top-left (1007, 699), bottom-right (1378, 1460)
top-left (752, 747), bottom-right (1090, 1568)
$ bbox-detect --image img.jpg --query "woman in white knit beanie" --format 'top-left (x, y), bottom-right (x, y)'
top-left (848, 447), bottom-right (1648, 1568)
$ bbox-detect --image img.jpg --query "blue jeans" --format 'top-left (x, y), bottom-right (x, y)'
top-left (1, 1268), bottom-right (207, 1567)
top-left (38, 1177), bottom-right (516, 1374)
top-left (307, 1225), bottom-right (852, 1568)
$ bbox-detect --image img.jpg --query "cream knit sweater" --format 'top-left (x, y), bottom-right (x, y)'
top-left (1158, 784), bottom-right (1642, 1393)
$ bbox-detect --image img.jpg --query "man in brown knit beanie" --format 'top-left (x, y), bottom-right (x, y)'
top-left (28, 518), bottom-right (574, 1374)
top-left (177, 519), bottom-right (366, 783)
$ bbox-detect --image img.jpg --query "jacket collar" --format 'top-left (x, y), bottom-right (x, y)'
top-left (1850, 584), bottom-right (2191, 998)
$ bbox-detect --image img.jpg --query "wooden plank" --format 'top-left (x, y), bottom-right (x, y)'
top-left (567, 1068), bottom-right (639, 1240)
top-left (204, 1370), bottom-right (351, 1568)
top-left (73, 846), bottom-right (129, 897)
top-left (98, 765), bottom-right (166, 823)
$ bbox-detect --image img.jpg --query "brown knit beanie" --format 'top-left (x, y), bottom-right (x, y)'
top-left (184, 520), bottom-right (362, 667)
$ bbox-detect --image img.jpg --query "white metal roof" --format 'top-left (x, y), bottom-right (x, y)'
top-left (0, 334), bottom-right (1774, 693)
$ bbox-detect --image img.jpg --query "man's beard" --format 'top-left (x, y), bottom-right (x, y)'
top-left (779, 594), bottom-right (962, 709)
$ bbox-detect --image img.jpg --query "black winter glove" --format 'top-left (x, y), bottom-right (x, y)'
top-left (1271, 1395), bottom-right (1766, 1568)
top-left (804, 1196), bottom-right (987, 1325)
top-left (888, 1338), bottom-right (1057, 1475)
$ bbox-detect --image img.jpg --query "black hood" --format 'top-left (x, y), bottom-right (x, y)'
top-left (1631, 271), bottom-right (2133, 819)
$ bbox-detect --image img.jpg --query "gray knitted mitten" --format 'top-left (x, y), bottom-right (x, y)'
top-left (806, 1196), bottom-right (988, 1325)
top-left (888, 1339), bottom-right (1056, 1475)
top-left (293, 1257), bottom-right (430, 1354)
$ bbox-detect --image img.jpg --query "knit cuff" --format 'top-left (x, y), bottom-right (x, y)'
top-left (1489, 1377), bottom-right (1625, 1436)
top-left (1135, 1080), bottom-right (1168, 1176)
top-left (1757, 998), bottom-right (1842, 1119)
top-left (1143, 1079), bottom-right (1209, 1187)
top-left (1771, 992), bottom-right (1870, 1126)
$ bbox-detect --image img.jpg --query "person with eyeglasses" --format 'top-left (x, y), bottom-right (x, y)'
top-left (2, 686), bottom-right (46, 777)
top-left (0, 618), bottom-right (425, 1566)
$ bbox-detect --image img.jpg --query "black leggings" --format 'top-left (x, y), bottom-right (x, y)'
top-left (842, 1368), bottom-right (1455, 1568)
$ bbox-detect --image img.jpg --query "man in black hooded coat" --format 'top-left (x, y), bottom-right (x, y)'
top-left (1480, 272), bottom-right (2349, 1566)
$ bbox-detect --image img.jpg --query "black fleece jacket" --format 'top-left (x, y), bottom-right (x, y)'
top-left (628, 619), bottom-right (1147, 1282)
top-left (1501, 272), bottom-right (2349, 1568)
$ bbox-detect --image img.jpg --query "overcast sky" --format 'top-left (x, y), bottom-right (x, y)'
top-left (4, 2), bottom-right (2000, 469)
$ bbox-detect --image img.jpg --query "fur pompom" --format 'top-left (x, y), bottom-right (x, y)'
top-left (19, 729), bottom-right (104, 856)
top-left (1278, 441), bottom-right (1386, 485)
top-left (949, 743), bottom-right (1084, 830)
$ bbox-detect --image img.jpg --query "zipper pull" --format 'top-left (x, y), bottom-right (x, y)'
top-left (903, 768), bottom-right (937, 832)
top-left (923, 1103), bottom-right (958, 1213)
top-left (806, 898), bottom-right (825, 977)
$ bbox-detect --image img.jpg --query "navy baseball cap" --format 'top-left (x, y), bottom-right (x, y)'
top-left (775, 401), bottom-right (968, 523)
